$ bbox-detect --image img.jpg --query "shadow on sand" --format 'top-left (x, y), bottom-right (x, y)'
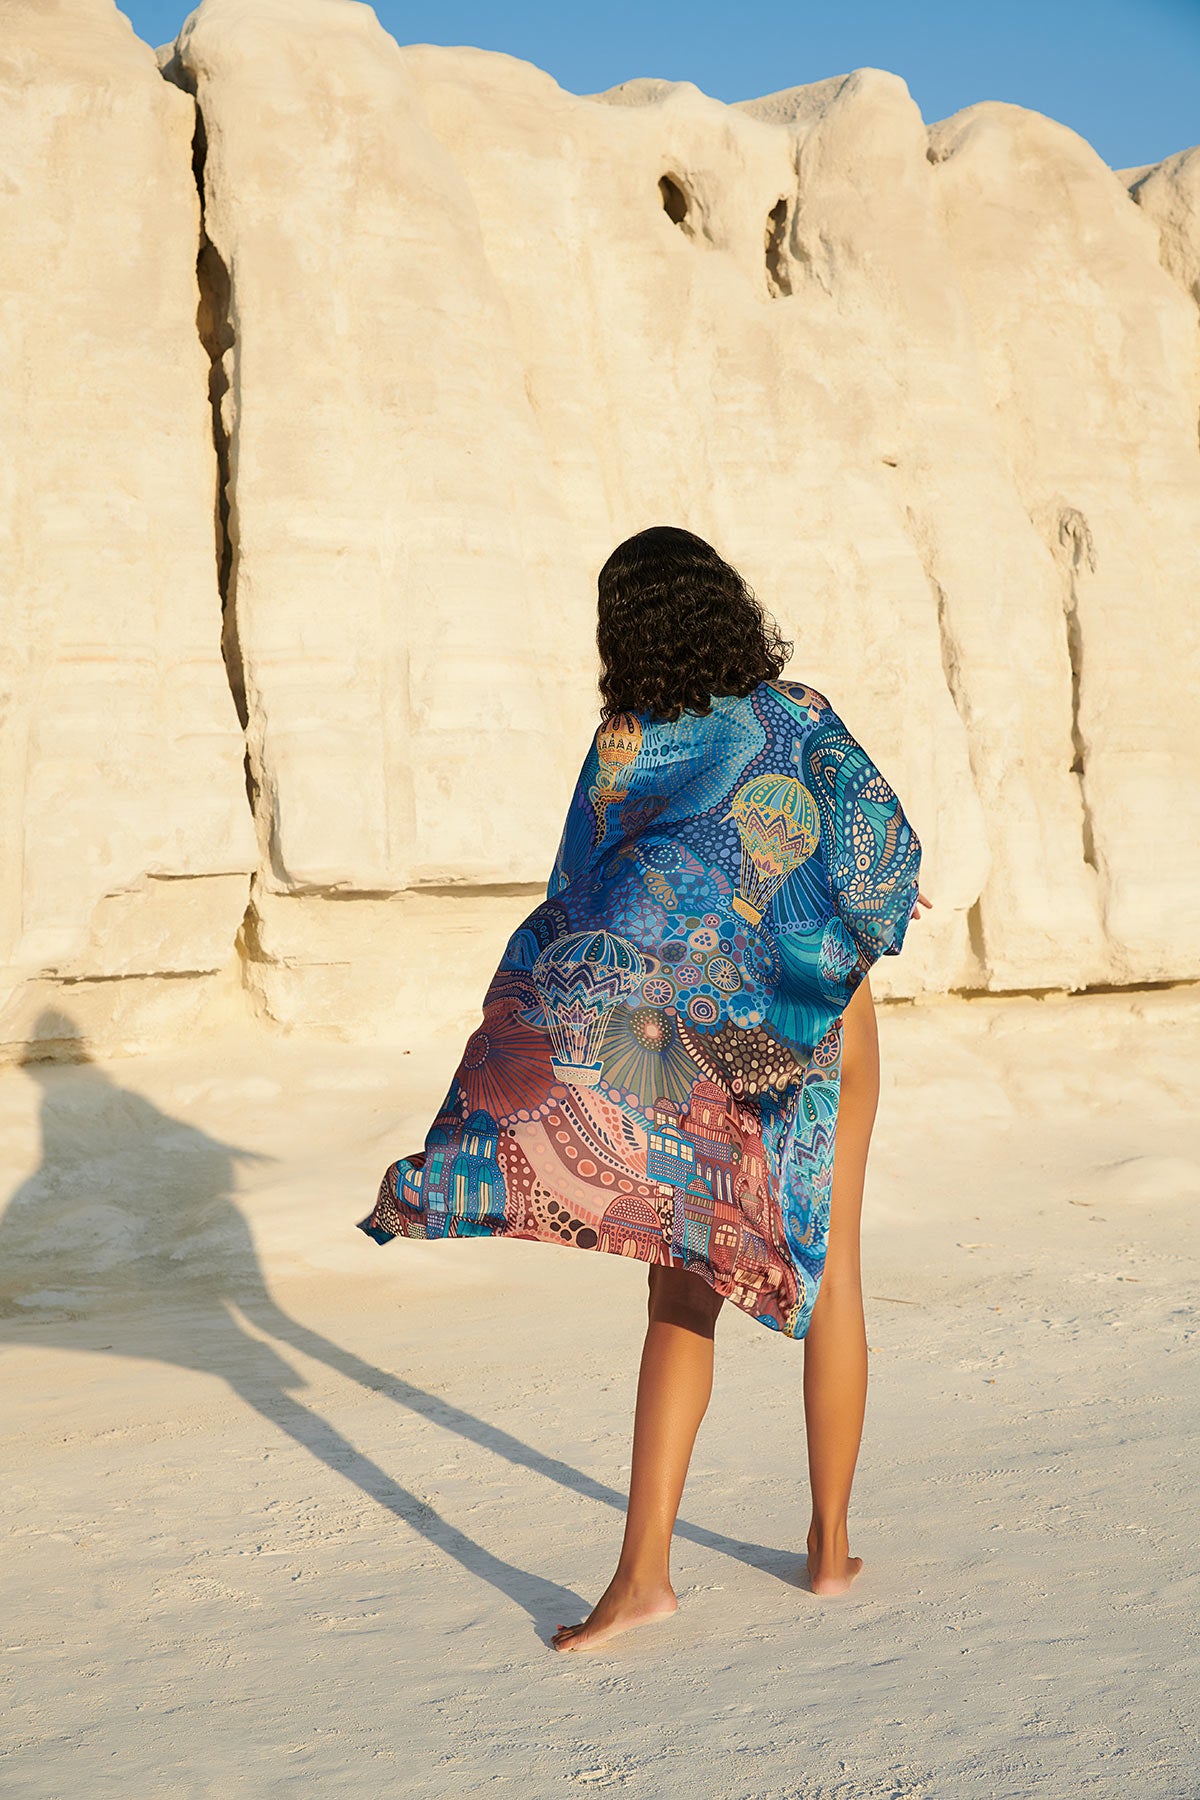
top-left (2, 1008), bottom-right (796, 1636)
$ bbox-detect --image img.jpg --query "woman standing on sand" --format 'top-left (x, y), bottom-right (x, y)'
top-left (359, 525), bottom-right (929, 1651)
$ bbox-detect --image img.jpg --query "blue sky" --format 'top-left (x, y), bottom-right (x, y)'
top-left (124, 0), bottom-right (1198, 171)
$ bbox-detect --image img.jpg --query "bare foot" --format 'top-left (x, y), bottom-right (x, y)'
top-left (551, 1574), bottom-right (678, 1652)
top-left (806, 1524), bottom-right (864, 1596)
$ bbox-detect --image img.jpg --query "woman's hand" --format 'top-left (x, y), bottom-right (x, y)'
top-left (910, 890), bottom-right (932, 921)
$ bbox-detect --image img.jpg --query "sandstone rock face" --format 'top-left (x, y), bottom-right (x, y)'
top-left (3, 0), bottom-right (1198, 1056)
top-left (170, 1), bottom-right (592, 905)
top-left (1127, 145), bottom-right (1200, 309)
top-left (0, 0), bottom-right (256, 1061)
top-left (928, 104), bottom-right (1200, 984)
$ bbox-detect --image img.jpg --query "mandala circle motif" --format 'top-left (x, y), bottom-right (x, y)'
top-left (629, 1005), bottom-right (673, 1050)
top-left (688, 993), bottom-right (719, 1025)
top-left (641, 841), bottom-right (686, 874)
top-left (641, 975), bottom-right (675, 1006)
top-left (706, 954), bottom-right (741, 994)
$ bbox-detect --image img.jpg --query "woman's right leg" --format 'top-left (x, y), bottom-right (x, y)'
top-left (551, 1262), bottom-right (722, 1651)
top-left (801, 972), bottom-right (879, 1594)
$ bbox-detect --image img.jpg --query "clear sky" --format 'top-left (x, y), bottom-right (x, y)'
top-left (122, 0), bottom-right (1198, 171)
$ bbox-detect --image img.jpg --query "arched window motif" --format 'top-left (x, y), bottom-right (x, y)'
top-left (464, 1110), bottom-right (498, 1163)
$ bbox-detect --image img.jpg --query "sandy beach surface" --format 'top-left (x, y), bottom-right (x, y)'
top-left (2, 989), bottom-right (1197, 1799)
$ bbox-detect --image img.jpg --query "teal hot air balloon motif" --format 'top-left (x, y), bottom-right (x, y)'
top-left (724, 774), bottom-right (820, 927)
top-left (528, 930), bottom-right (646, 1086)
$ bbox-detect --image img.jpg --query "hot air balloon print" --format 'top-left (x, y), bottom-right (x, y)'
top-left (589, 713), bottom-right (643, 842)
top-left (724, 774), bottom-right (820, 927)
top-left (529, 931), bottom-right (646, 1086)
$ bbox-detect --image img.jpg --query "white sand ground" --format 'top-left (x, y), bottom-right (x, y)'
top-left (1, 989), bottom-right (1197, 1799)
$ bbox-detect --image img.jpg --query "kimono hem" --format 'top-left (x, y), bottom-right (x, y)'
top-left (358, 678), bottom-right (922, 1340)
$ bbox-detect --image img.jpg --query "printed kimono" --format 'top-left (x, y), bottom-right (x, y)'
top-left (358, 679), bottom-right (922, 1339)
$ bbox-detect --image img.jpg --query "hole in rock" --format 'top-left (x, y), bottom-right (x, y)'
top-left (659, 173), bottom-right (690, 226)
top-left (765, 197), bottom-right (792, 297)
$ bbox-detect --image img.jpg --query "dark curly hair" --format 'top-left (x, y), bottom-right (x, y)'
top-left (596, 525), bottom-right (792, 722)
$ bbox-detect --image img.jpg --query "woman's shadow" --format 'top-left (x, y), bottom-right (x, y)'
top-left (1, 1008), bottom-right (793, 1632)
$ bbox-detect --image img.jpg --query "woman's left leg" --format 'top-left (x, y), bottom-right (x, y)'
top-left (801, 972), bottom-right (879, 1594)
top-left (551, 1263), bottom-right (723, 1651)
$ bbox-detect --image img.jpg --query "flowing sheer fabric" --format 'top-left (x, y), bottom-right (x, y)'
top-left (359, 679), bottom-right (921, 1339)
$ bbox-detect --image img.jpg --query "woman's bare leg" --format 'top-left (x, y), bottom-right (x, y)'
top-left (551, 1264), bottom-right (723, 1651)
top-left (802, 973), bottom-right (879, 1595)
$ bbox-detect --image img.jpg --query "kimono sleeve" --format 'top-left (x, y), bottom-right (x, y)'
top-left (546, 727), bottom-right (603, 900)
top-left (802, 705), bottom-right (922, 976)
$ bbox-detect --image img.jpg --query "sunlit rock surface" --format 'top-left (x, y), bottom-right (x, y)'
top-left (0, 0), bottom-right (255, 1059)
top-left (4, 0), bottom-right (1198, 1054)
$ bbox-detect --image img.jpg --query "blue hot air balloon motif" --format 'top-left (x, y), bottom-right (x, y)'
top-left (528, 930), bottom-right (646, 1086)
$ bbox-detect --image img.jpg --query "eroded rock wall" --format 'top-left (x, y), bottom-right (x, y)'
top-left (3, 0), bottom-right (1197, 1056)
top-left (929, 104), bottom-right (1200, 984)
top-left (0, 0), bottom-right (255, 1061)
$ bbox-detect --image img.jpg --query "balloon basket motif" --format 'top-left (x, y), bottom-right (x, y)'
top-left (550, 1058), bottom-right (604, 1087)
top-left (731, 894), bottom-right (763, 926)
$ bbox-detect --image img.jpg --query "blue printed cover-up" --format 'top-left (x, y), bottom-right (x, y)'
top-left (358, 679), bottom-right (922, 1339)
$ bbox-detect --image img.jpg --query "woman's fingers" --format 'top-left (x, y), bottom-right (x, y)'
top-left (910, 889), bottom-right (932, 920)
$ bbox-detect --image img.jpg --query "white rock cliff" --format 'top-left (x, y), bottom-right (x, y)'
top-left (2, 0), bottom-right (1197, 1059)
top-left (0, 0), bottom-right (256, 1060)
